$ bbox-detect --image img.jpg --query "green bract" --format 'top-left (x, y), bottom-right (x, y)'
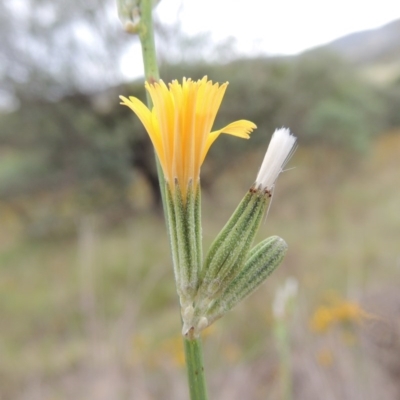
top-left (204, 235), bottom-right (288, 328)
top-left (166, 180), bottom-right (202, 309)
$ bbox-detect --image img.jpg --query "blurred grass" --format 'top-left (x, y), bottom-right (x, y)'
top-left (0, 133), bottom-right (400, 399)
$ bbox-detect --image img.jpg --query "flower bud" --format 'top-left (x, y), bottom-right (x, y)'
top-left (204, 236), bottom-right (288, 328)
top-left (116, 0), bottom-right (141, 33)
top-left (197, 190), bottom-right (269, 303)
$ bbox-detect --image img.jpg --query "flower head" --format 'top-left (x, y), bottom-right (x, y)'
top-left (255, 128), bottom-right (297, 192)
top-left (120, 77), bottom-right (256, 197)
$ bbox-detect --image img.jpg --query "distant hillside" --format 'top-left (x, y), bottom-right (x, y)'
top-left (310, 19), bottom-right (400, 85)
top-left (326, 19), bottom-right (400, 66)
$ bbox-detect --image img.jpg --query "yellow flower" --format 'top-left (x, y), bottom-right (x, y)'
top-left (310, 299), bottom-right (371, 334)
top-left (120, 77), bottom-right (256, 197)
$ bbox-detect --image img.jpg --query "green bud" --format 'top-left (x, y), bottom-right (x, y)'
top-left (204, 236), bottom-right (287, 327)
top-left (197, 190), bottom-right (270, 303)
top-left (116, 0), bottom-right (141, 33)
top-left (116, 0), bottom-right (161, 33)
top-left (202, 191), bottom-right (253, 266)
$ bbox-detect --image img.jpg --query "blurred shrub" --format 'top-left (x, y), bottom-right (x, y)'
top-left (161, 51), bottom-right (387, 159)
top-left (291, 51), bottom-right (386, 151)
top-left (385, 75), bottom-right (400, 127)
top-left (0, 51), bottom-right (394, 233)
top-left (0, 82), bottom-right (161, 235)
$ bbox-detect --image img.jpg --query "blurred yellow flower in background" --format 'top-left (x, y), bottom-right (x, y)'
top-left (310, 298), bottom-right (370, 334)
top-left (160, 335), bottom-right (185, 367)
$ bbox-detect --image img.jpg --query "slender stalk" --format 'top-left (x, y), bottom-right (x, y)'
top-left (275, 319), bottom-right (292, 400)
top-left (184, 335), bottom-right (209, 400)
top-left (137, 2), bottom-right (209, 399)
top-left (137, 0), bottom-right (167, 217)
top-left (138, 0), bottom-right (159, 83)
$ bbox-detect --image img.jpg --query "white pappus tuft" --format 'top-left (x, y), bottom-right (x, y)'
top-left (255, 128), bottom-right (297, 191)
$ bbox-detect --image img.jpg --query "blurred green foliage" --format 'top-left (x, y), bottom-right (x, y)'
top-left (385, 75), bottom-right (400, 127)
top-left (0, 51), bottom-right (398, 234)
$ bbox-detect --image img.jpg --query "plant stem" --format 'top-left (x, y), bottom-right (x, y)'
top-left (138, 0), bottom-right (159, 84)
top-left (275, 319), bottom-right (292, 400)
top-left (137, 3), bottom-right (209, 400)
top-left (184, 335), bottom-right (209, 400)
top-left (137, 0), bottom-right (167, 216)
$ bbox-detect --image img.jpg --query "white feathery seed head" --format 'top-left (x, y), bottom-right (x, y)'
top-left (255, 128), bottom-right (297, 191)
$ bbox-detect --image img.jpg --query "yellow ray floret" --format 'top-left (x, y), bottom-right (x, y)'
top-left (120, 77), bottom-right (256, 194)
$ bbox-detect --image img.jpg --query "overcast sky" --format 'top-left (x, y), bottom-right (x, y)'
top-left (120, 0), bottom-right (400, 79)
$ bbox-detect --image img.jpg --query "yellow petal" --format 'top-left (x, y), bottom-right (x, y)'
top-left (192, 81), bottom-right (227, 183)
top-left (151, 82), bottom-right (177, 176)
top-left (119, 95), bottom-right (165, 170)
top-left (203, 82), bottom-right (228, 135)
top-left (120, 95), bottom-right (153, 135)
top-left (201, 120), bottom-right (257, 164)
top-left (219, 120), bottom-right (257, 138)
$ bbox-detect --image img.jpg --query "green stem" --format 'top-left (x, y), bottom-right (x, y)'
top-left (138, 0), bottom-right (159, 84)
top-left (136, 3), bottom-right (209, 400)
top-left (275, 319), bottom-right (292, 400)
top-left (184, 336), bottom-right (209, 400)
top-left (137, 0), bottom-right (167, 218)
